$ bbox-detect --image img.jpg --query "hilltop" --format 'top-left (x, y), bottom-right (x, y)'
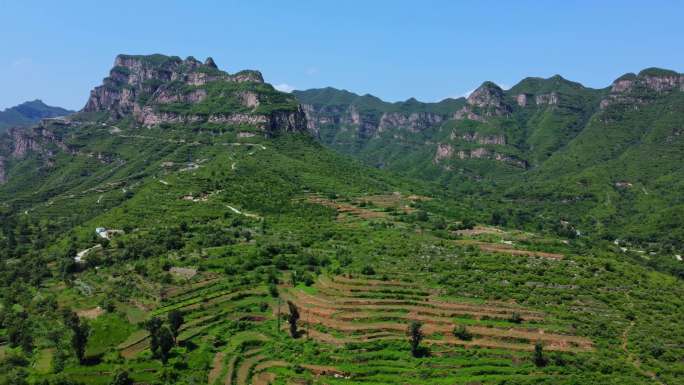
top-left (0, 100), bottom-right (73, 133)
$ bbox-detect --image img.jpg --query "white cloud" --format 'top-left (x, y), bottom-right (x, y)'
top-left (11, 58), bottom-right (32, 68)
top-left (441, 89), bottom-right (475, 100)
top-left (305, 67), bottom-right (319, 76)
top-left (461, 89), bottom-right (476, 98)
top-left (274, 83), bottom-right (295, 93)
top-left (449, 82), bottom-right (511, 100)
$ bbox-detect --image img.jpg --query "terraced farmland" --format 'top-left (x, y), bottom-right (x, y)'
top-left (284, 275), bottom-right (592, 352)
top-left (60, 270), bottom-right (602, 385)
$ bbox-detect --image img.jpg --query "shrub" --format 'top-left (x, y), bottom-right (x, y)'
top-left (452, 325), bottom-right (473, 341)
top-left (509, 313), bottom-right (523, 324)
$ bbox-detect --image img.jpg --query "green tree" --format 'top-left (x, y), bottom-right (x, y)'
top-left (268, 283), bottom-right (279, 297)
top-left (167, 310), bottom-right (184, 343)
top-left (287, 301), bottom-right (300, 338)
top-left (533, 340), bottom-right (547, 367)
top-left (460, 218), bottom-right (476, 230)
top-left (408, 321), bottom-right (424, 357)
top-left (158, 327), bottom-right (175, 364)
top-left (144, 317), bottom-right (163, 357)
top-left (452, 324), bottom-right (472, 341)
top-left (110, 370), bottom-right (133, 385)
top-left (509, 312), bottom-right (523, 324)
top-left (6, 311), bottom-right (33, 353)
top-left (63, 310), bottom-right (89, 363)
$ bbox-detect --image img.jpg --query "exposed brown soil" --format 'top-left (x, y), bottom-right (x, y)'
top-left (76, 307), bottom-right (104, 319)
top-left (208, 351), bottom-right (225, 385)
top-left (333, 275), bottom-right (419, 288)
top-left (301, 363), bottom-right (348, 377)
top-left (294, 282), bottom-right (542, 319)
top-left (236, 354), bottom-right (265, 385)
top-left (454, 226), bottom-right (504, 236)
top-left (456, 240), bottom-right (565, 260)
top-left (223, 355), bottom-right (238, 385)
top-left (281, 275), bottom-right (592, 353)
top-left (252, 372), bottom-right (276, 385)
top-left (306, 195), bottom-right (387, 220)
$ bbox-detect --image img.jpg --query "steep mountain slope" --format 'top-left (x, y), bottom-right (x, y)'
top-left (0, 55), bottom-right (683, 385)
top-left (515, 69), bottom-right (684, 250)
top-left (294, 76), bottom-right (603, 175)
top-left (0, 100), bottom-right (73, 133)
top-left (295, 70), bottom-right (684, 256)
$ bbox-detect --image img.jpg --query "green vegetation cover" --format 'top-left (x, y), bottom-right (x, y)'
top-left (0, 55), bottom-right (682, 385)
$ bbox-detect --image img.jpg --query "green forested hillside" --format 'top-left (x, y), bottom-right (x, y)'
top-left (0, 55), bottom-right (683, 385)
top-left (295, 69), bottom-right (684, 268)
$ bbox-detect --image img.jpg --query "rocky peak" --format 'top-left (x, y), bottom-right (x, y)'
top-left (610, 73), bottom-right (637, 93)
top-left (467, 81), bottom-right (506, 108)
top-left (611, 68), bottom-right (682, 93)
top-left (601, 68), bottom-right (683, 109)
top-left (508, 74), bottom-right (588, 109)
top-left (639, 68), bottom-right (683, 92)
top-left (454, 81), bottom-right (511, 121)
top-left (204, 57), bottom-right (218, 69)
top-left (84, 54), bottom-right (267, 117)
top-left (81, 53), bottom-right (306, 135)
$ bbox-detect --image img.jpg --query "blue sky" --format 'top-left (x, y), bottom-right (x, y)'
top-left (1, 0), bottom-right (683, 110)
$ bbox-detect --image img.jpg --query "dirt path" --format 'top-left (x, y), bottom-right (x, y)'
top-left (223, 355), bottom-right (238, 385)
top-left (250, 360), bottom-right (288, 385)
top-left (236, 354), bottom-right (265, 385)
top-left (208, 352), bottom-right (226, 385)
top-left (252, 372), bottom-right (276, 385)
top-left (253, 360), bottom-right (288, 372)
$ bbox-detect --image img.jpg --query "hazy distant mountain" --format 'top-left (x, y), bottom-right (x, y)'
top-left (0, 99), bottom-right (73, 133)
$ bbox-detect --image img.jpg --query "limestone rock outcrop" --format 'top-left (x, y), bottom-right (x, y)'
top-left (83, 54), bottom-right (306, 134)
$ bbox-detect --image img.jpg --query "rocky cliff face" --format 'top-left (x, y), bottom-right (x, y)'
top-left (83, 54), bottom-right (306, 135)
top-left (433, 142), bottom-right (527, 168)
top-left (4, 122), bottom-right (69, 159)
top-left (378, 112), bottom-right (444, 133)
top-left (454, 82), bottom-right (511, 122)
top-left (600, 69), bottom-right (684, 109)
top-left (300, 104), bottom-right (448, 139)
top-left (0, 117), bottom-right (124, 184)
top-left (0, 126), bottom-right (55, 185)
top-left (454, 132), bottom-right (506, 145)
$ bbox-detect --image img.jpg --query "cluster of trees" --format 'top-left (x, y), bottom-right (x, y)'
top-left (62, 310), bottom-right (90, 364)
top-left (144, 310), bottom-right (184, 364)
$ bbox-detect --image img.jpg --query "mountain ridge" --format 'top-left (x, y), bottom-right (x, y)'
top-left (0, 99), bottom-right (73, 133)
top-left (1, 54), bottom-right (683, 385)
top-left (293, 67), bottom-right (684, 253)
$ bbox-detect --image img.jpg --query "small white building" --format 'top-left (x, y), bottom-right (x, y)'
top-left (95, 227), bottom-right (107, 239)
